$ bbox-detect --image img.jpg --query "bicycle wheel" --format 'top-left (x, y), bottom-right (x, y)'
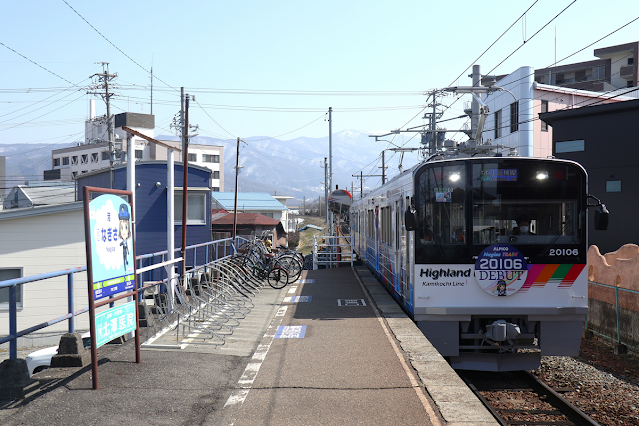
top-left (268, 267), bottom-right (289, 289)
top-left (275, 256), bottom-right (302, 283)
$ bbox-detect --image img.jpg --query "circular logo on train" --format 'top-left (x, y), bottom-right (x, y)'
top-left (475, 244), bottom-right (528, 296)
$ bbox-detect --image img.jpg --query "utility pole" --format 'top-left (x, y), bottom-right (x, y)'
top-left (380, 151), bottom-right (386, 185)
top-left (352, 171), bottom-right (364, 199)
top-left (181, 89), bottom-right (189, 281)
top-left (328, 107), bottom-right (333, 236)
top-left (178, 90), bottom-right (199, 281)
top-left (88, 62), bottom-right (118, 167)
top-left (470, 64), bottom-right (481, 148)
top-left (324, 157), bottom-right (329, 224)
top-left (233, 137), bottom-right (240, 239)
top-left (328, 107), bottom-right (333, 193)
top-left (303, 196), bottom-right (306, 215)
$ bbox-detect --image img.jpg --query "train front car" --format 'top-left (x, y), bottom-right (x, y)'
top-left (412, 157), bottom-right (588, 371)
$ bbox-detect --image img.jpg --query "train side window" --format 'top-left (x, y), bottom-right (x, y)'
top-left (417, 165), bottom-right (466, 245)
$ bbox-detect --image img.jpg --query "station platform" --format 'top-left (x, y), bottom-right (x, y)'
top-left (0, 266), bottom-right (497, 426)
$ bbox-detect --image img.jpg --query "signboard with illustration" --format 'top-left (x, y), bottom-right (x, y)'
top-left (83, 186), bottom-right (140, 390)
top-left (88, 194), bottom-right (135, 300)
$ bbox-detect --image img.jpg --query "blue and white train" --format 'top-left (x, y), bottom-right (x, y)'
top-left (350, 153), bottom-right (608, 371)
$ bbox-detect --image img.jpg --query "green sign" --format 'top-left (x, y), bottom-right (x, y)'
top-left (95, 302), bottom-right (137, 348)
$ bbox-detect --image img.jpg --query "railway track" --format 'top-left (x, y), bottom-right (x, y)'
top-left (458, 370), bottom-right (601, 426)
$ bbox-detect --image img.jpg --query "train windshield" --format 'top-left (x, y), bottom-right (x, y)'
top-left (471, 162), bottom-right (582, 245)
top-left (414, 159), bottom-right (585, 264)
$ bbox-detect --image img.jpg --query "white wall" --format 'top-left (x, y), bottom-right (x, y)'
top-left (0, 206), bottom-right (89, 347)
top-left (482, 66), bottom-right (535, 157)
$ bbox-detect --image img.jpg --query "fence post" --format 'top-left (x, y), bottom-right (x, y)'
top-left (9, 285), bottom-right (17, 360)
top-left (68, 273), bottom-right (75, 333)
top-left (615, 286), bottom-right (621, 344)
top-left (313, 236), bottom-right (318, 270)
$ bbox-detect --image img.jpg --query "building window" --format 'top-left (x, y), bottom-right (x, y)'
top-left (53, 158), bottom-right (60, 167)
top-left (494, 110), bottom-right (501, 139)
top-left (102, 152), bottom-right (110, 161)
top-left (606, 180), bottom-right (622, 192)
top-left (203, 154), bottom-right (220, 163)
top-left (212, 187), bottom-right (219, 192)
top-left (263, 212), bottom-right (274, 218)
top-left (0, 269), bottom-right (23, 311)
top-left (555, 140), bottom-right (585, 153)
top-left (629, 57), bottom-right (634, 65)
top-left (135, 150), bottom-right (143, 159)
top-left (72, 171), bottom-right (78, 178)
top-left (71, 156), bottom-right (78, 165)
top-left (213, 171), bottom-right (220, 179)
top-left (62, 157), bottom-right (70, 166)
top-left (81, 154), bottom-right (88, 164)
top-left (174, 192), bottom-right (207, 225)
top-left (540, 100), bottom-right (548, 132)
top-left (510, 102), bottom-right (519, 133)
top-left (91, 153), bottom-right (99, 163)
top-left (188, 153), bottom-right (198, 162)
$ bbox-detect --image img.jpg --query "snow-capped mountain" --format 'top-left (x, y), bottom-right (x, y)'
top-left (1, 131), bottom-right (421, 203)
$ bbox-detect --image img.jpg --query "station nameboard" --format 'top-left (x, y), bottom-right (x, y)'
top-left (88, 194), bottom-right (135, 300)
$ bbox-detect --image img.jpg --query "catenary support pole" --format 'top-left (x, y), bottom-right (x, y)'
top-left (233, 137), bottom-right (240, 239)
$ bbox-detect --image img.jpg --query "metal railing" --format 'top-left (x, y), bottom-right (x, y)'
top-left (586, 280), bottom-right (639, 352)
top-left (312, 235), bottom-right (353, 269)
top-left (0, 236), bottom-right (249, 361)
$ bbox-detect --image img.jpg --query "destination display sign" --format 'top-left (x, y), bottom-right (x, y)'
top-left (480, 169), bottom-right (518, 182)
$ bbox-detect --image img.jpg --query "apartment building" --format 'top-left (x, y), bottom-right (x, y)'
top-left (45, 108), bottom-right (224, 192)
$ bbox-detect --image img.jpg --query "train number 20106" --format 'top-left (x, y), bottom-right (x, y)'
top-left (549, 248), bottom-right (579, 256)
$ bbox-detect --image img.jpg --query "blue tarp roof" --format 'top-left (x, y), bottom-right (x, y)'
top-left (211, 192), bottom-right (286, 211)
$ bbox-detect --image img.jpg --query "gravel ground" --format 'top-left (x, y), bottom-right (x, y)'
top-left (533, 337), bottom-right (639, 426)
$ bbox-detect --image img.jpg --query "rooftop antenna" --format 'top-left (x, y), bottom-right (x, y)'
top-left (150, 55), bottom-right (154, 115)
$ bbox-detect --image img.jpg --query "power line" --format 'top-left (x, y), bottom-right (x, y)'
top-left (448, 0), bottom-right (539, 86)
top-left (486, 0), bottom-right (577, 76)
top-left (0, 41), bottom-right (82, 87)
top-left (62, 0), bottom-right (178, 93)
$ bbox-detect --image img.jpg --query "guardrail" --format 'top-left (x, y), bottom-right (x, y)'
top-left (587, 280), bottom-right (639, 352)
top-left (312, 235), bottom-right (353, 269)
top-left (0, 236), bottom-right (248, 361)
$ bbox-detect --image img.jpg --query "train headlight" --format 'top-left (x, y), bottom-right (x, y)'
top-left (536, 171), bottom-right (549, 180)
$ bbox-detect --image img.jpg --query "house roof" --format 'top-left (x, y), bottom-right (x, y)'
top-left (8, 185), bottom-right (76, 207)
top-left (211, 192), bottom-right (288, 211)
top-left (211, 212), bottom-right (281, 226)
top-left (540, 98), bottom-right (639, 125)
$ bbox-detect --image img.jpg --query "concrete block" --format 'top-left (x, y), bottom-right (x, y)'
top-left (50, 333), bottom-right (90, 368)
top-left (138, 301), bottom-right (153, 327)
top-left (614, 343), bottom-right (628, 355)
top-left (0, 359), bottom-right (35, 400)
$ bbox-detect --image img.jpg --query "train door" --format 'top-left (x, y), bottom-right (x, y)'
top-left (394, 200), bottom-right (401, 297)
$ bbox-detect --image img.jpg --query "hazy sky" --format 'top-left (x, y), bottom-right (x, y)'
top-left (1, 0), bottom-right (638, 147)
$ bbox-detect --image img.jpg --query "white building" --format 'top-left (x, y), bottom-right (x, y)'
top-left (46, 106), bottom-right (224, 191)
top-left (480, 66), bottom-right (637, 158)
top-left (0, 202), bottom-right (89, 346)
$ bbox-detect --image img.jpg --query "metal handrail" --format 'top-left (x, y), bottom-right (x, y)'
top-left (0, 236), bottom-right (251, 361)
top-left (312, 235), bottom-right (354, 269)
